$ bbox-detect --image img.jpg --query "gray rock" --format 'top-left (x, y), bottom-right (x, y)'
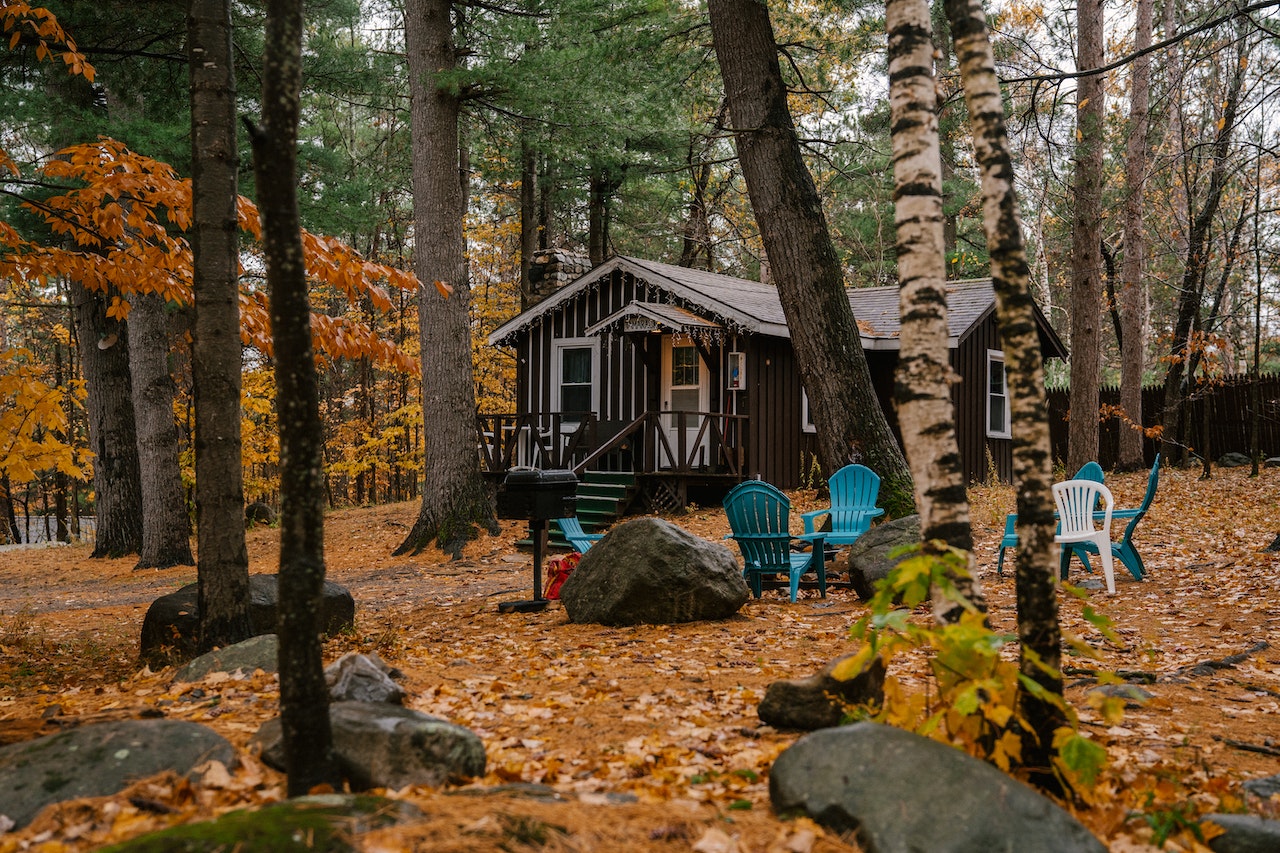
top-left (175, 634), bottom-right (279, 682)
top-left (252, 701), bottom-right (485, 790)
top-left (770, 722), bottom-right (1106, 853)
top-left (139, 574), bottom-right (355, 668)
top-left (0, 719), bottom-right (237, 830)
top-left (1218, 452), bottom-right (1253, 468)
top-left (1086, 683), bottom-right (1155, 708)
top-left (559, 517), bottom-right (749, 625)
top-left (1242, 773), bottom-right (1280, 799)
top-left (846, 515), bottom-right (921, 601)
top-left (326, 652), bottom-right (405, 704)
top-left (758, 654), bottom-right (886, 730)
top-left (1204, 814), bottom-right (1280, 853)
top-left (1264, 457), bottom-right (1280, 469)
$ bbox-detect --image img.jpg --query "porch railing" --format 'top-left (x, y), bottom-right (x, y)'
top-left (477, 411), bottom-right (748, 478)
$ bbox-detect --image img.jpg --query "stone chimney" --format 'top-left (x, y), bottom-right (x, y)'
top-left (529, 249), bottom-right (592, 301)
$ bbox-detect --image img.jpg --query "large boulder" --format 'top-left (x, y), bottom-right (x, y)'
top-left (758, 654), bottom-right (886, 730)
top-left (140, 574), bottom-right (355, 668)
top-left (770, 722), bottom-right (1106, 853)
top-left (252, 701), bottom-right (485, 790)
top-left (846, 515), bottom-right (920, 601)
top-left (175, 634), bottom-right (280, 682)
top-left (558, 517), bottom-right (749, 625)
top-left (1204, 814), bottom-right (1280, 853)
top-left (0, 719), bottom-right (237, 830)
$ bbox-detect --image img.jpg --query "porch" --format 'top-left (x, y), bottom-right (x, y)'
top-left (477, 410), bottom-right (749, 512)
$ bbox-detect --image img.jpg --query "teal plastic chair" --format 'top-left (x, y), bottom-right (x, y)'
top-left (1060, 454), bottom-right (1160, 581)
top-left (996, 461), bottom-right (1104, 577)
top-left (554, 517), bottom-right (604, 553)
top-left (723, 480), bottom-right (826, 602)
top-left (800, 464), bottom-right (885, 546)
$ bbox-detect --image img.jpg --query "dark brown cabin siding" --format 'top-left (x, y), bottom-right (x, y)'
top-left (953, 315), bottom-right (1011, 484)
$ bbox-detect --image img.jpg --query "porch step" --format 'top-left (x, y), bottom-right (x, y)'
top-left (516, 470), bottom-right (637, 551)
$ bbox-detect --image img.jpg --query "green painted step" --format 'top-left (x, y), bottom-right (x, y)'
top-left (516, 470), bottom-right (636, 550)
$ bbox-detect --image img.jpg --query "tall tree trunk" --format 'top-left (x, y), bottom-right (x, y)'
top-left (519, 131), bottom-right (538, 308)
top-left (1160, 40), bottom-right (1245, 461)
top-left (1066, 0), bottom-right (1104, 472)
top-left (70, 280), bottom-right (144, 558)
top-left (886, 0), bottom-right (982, 620)
top-left (944, 0), bottom-right (1063, 785)
top-left (248, 0), bottom-right (342, 796)
top-left (188, 0), bottom-right (252, 651)
top-left (707, 0), bottom-right (914, 517)
top-left (128, 291), bottom-right (195, 568)
top-left (398, 0), bottom-right (499, 557)
top-left (1117, 0), bottom-right (1152, 471)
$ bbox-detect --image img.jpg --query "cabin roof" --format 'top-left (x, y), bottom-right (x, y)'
top-left (488, 255), bottom-right (1065, 356)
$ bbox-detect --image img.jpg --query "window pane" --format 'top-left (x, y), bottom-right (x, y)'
top-left (562, 348), bottom-right (592, 384)
top-left (671, 387), bottom-right (700, 412)
top-left (990, 396), bottom-right (1006, 433)
top-left (672, 346), bottom-right (699, 387)
top-left (989, 360), bottom-right (1005, 393)
top-left (562, 384), bottom-right (591, 413)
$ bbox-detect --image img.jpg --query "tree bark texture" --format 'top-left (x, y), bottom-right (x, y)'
top-left (70, 280), bottom-right (143, 558)
top-left (519, 133), bottom-right (537, 308)
top-left (399, 0), bottom-right (499, 557)
top-left (188, 0), bottom-right (252, 651)
top-left (1066, 0), bottom-right (1105, 473)
top-left (1117, 0), bottom-right (1153, 471)
top-left (1160, 41), bottom-right (1245, 461)
top-left (944, 0), bottom-right (1064, 782)
top-left (250, 0), bottom-right (342, 796)
top-left (127, 291), bottom-right (195, 568)
top-left (707, 0), bottom-right (914, 517)
top-left (886, 0), bottom-right (982, 619)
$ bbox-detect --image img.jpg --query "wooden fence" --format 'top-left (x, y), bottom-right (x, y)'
top-left (1047, 373), bottom-right (1280, 469)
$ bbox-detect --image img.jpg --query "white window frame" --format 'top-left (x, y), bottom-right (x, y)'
top-left (801, 388), bottom-right (817, 434)
top-left (986, 349), bottom-right (1011, 439)
top-left (552, 338), bottom-right (598, 422)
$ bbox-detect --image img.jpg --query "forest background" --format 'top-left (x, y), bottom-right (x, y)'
top-left (2, 0), bottom-right (1279, 539)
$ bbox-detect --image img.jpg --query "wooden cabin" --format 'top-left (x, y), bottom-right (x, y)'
top-left (481, 256), bottom-right (1066, 513)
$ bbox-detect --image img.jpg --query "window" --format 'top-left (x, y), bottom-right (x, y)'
top-left (987, 350), bottom-right (1011, 438)
top-left (555, 340), bottom-right (596, 418)
top-left (801, 388), bottom-right (816, 434)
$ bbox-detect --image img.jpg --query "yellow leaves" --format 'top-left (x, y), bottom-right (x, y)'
top-left (105, 296), bottom-right (130, 321)
top-left (0, 348), bottom-right (90, 487)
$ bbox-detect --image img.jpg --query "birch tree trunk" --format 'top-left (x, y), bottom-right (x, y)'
top-left (188, 0), bottom-right (252, 652)
top-left (249, 0), bottom-right (342, 795)
top-left (943, 0), bottom-right (1064, 784)
top-left (707, 0), bottom-right (914, 516)
top-left (1117, 0), bottom-right (1153, 471)
top-left (886, 0), bottom-right (983, 619)
top-left (1067, 0), bottom-right (1105, 472)
top-left (398, 0), bottom-right (499, 557)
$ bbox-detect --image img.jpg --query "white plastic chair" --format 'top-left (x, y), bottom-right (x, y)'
top-left (1052, 479), bottom-right (1116, 594)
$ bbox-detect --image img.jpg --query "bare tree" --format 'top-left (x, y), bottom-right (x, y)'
top-left (706, 0), bottom-right (915, 516)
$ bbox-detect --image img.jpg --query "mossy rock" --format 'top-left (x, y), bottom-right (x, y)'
top-left (99, 794), bottom-right (420, 852)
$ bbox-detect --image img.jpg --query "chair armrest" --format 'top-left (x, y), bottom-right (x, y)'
top-left (796, 532), bottom-right (827, 549)
top-left (867, 507), bottom-right (886, 519)
top-left (800, 508), bottom-right (831, 535)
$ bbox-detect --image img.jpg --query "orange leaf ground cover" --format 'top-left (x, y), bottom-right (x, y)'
top-left (0, 465), bottom-right (1277, 851)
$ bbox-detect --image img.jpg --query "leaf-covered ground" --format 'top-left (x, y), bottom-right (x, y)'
top-left (0, 465), bottom-right (1277, 852)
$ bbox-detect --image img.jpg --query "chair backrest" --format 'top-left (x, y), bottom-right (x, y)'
top-left (1053, 479), bottom-right (1114, 537)
top-left (555, 517), bottom-right (594, 551)
top-left (1136, 453), bottom-right (1161, 513)
top-left (1074, 461), bottom-right (1105, 483)
top-left (723, 480), bottom-right (792, 568)
top-left (827, 464), bottom-right (881, 510)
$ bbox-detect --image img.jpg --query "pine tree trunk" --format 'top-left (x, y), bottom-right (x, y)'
top-left (707, 0), bottom-right (914, 516)
top-left (128, 291), bottom-right (194, 568)
top-left (188, 0), bottom-right (252, 651)
top-left (399, 0), bottom-right (499, 557)
top-left (944, 0), bottom-right (1064, 784)
top-left (1117, 0), bottom-right (1152, 471)
top-left (250, 0), bottom-right (342, 796)
top-left (1067, 0), bottom-right (1105, 472)
top-left (70, 280), bottom-right (143, 558)
top-left (886, 0), bottom-right (982, 618)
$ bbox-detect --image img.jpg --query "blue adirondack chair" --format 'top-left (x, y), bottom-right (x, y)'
top-left (996, 461), bottom-right (1103, 577)
top-left (997, 456), bottom-right (1160, 582)
top-left (1060, 453), bottom-right (1161, 581)
top-left (723, 480), bottom-right (826, 602)
top-left (800, 464), bottom-right (885, 546)
top-left (554, 517), bottom-right (604, 553)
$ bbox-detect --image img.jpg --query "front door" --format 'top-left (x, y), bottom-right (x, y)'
top-left (661, 338), bottom-right (709, 468)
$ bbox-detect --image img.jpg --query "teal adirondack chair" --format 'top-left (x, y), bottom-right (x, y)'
top-left (724, 480), bottom-right (826, 602)
top-left (997, 461), bottom-right (1103, 577)
top-left (997, 456), bottom-right (1160, 582)
top-left (554, 517), bottom-right (604, 553)
top-left (1060, 454), bottom-right (1161, 581)
top-left (800, 464), bottom-right (885, 546)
